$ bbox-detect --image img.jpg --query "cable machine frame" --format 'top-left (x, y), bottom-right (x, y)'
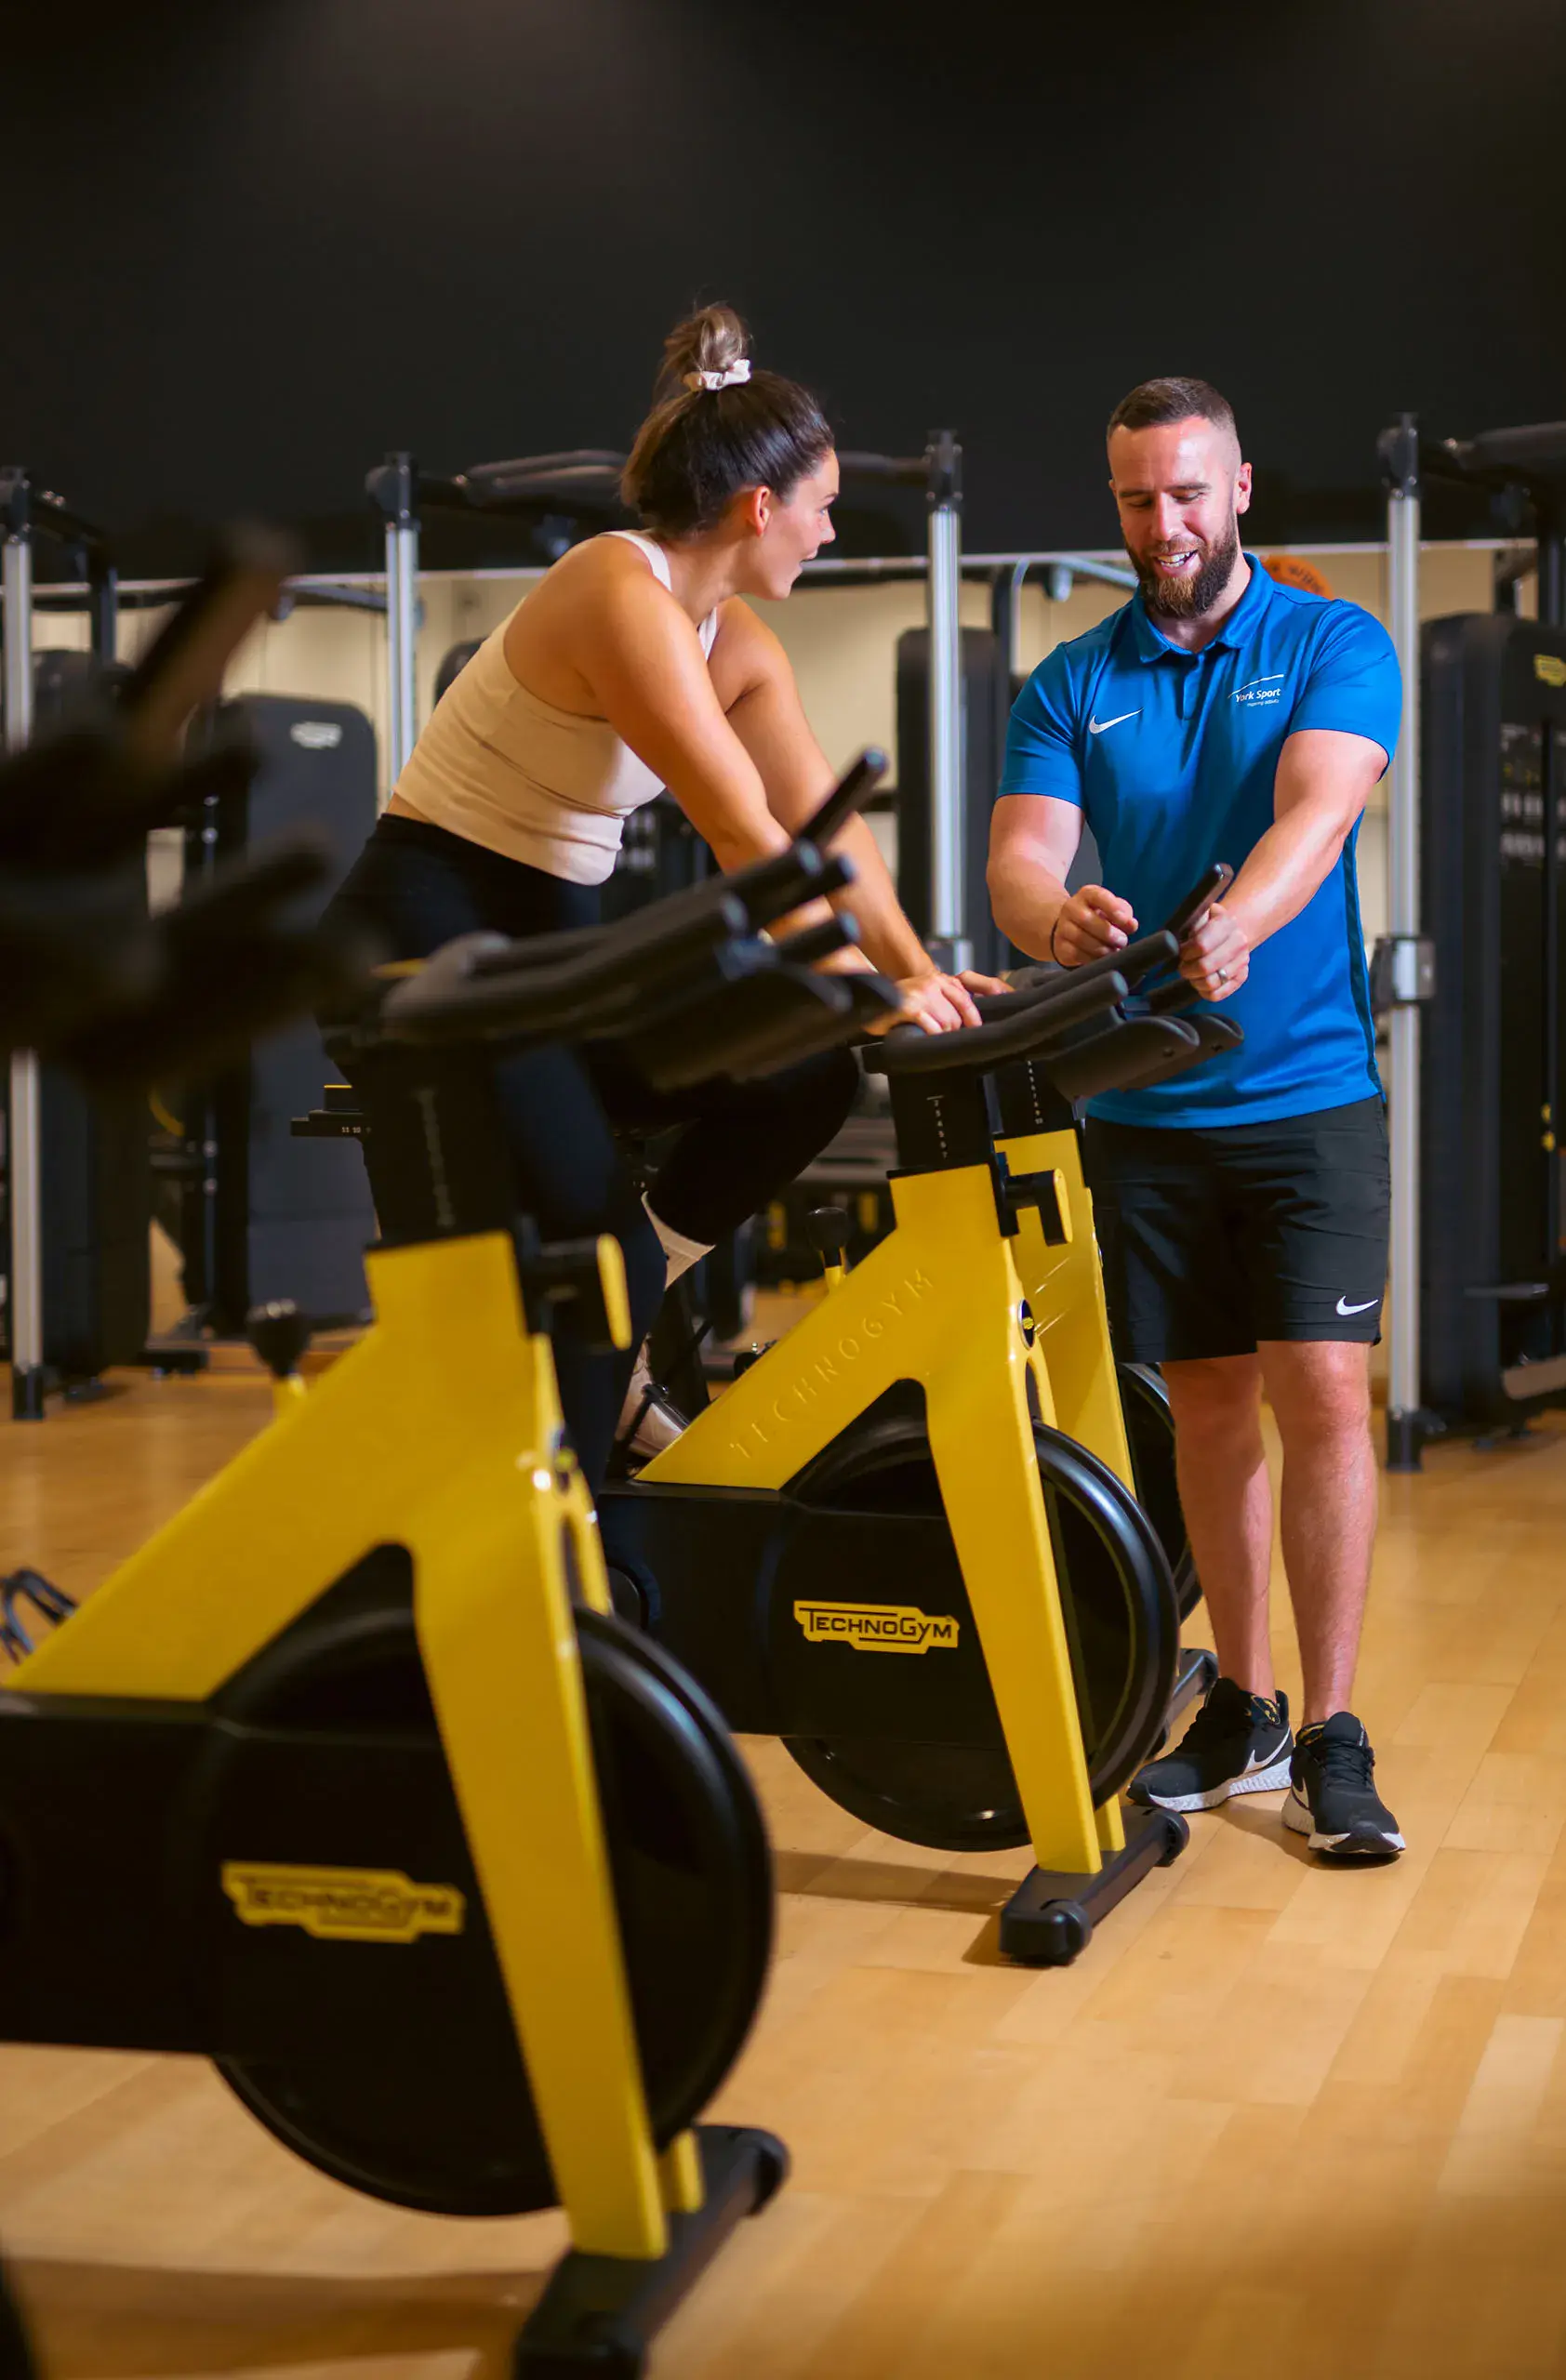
top-left (1376, 412), bottom-right (1566, 1469)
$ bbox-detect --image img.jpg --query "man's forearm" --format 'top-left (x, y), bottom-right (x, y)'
top-left (990, 859), bottom-right (1069, 960)
top-left (1224, 801), bottom-right (1355, 951)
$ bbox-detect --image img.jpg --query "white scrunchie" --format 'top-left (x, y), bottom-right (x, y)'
top-left (683, 359), bottom-right (751, 393)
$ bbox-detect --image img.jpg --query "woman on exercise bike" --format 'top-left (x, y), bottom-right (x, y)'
top-left (330, 302), bottom-right (1002, 1488)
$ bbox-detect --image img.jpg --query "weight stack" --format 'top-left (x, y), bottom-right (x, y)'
top-left (1421, 613), bottom-right (1566, 1429)
top-left (896, 627), bottom-right (1010, 975)
top-left (181, 694), bottom-right (378, 1332)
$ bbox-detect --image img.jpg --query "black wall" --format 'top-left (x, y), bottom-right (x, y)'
top-left (6, 0), bottom-right (1566, 569)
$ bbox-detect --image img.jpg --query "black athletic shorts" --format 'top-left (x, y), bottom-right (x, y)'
top-left (1082, 1096), bottom-right (1390, 1364)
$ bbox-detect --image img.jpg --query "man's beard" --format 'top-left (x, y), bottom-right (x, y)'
top-left (1134, 514), bottom-right (1241, 619)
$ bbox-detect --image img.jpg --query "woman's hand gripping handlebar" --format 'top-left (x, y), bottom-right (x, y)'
top-left (864, 965), bottom-right (1131, 1078)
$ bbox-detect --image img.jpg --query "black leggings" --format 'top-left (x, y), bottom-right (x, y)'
top-left (326, 814), bottom-right (857, 1489)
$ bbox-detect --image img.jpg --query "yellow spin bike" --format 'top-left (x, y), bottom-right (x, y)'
top-left (0, 770), bottom-right (896, 2374)
top-left (602, 894), bottom-right (1240, 1964)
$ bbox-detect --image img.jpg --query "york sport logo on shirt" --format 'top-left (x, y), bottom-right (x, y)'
top-left (1233, 674), bottom-right (1285, 709)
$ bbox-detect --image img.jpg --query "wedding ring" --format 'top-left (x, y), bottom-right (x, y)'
top-left (1215, 967), bottom-right (1228, 984)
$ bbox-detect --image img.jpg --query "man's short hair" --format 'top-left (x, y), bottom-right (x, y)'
top-left (1107, 377), bottom-right (1237, 443)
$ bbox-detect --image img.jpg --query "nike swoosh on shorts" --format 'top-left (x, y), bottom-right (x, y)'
top-left (1088, 709), bottom-right (1140, 735)
top-left (1336, 1295), bottom-right (1380, 1316)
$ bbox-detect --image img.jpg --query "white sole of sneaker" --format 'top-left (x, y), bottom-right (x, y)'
top-left (1134, 1749), bottom-right (1294, 1815)
top-left (1282, 1787), bottom-right (1404, 1857)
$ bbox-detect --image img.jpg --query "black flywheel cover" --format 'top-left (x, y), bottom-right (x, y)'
top-left (210, 1600), bottom-right (773, 2216)
top-left (776, 1408), bottom-right (1180, 1853)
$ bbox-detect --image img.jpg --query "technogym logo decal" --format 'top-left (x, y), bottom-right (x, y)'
top-left (221, 1862), bottom-right (466, 1944)
top-left (794, 1600), bottom-right (961, 1653)
top-left (725, 1267), bottom-right (935, 1463)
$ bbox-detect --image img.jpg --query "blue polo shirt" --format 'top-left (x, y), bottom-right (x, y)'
top-left (999, 557), bottom-right (1400, 1126)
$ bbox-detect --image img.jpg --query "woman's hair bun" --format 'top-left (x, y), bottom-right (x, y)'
top-left (657, 303), bottom-right (750, 398)
top-left (623, 302), bottom-right (830, 537)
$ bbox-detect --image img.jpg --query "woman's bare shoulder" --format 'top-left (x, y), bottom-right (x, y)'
top-left (538, 533), bottom-right (662, 601)
top-left (505, 534), bottom-right (692, 707)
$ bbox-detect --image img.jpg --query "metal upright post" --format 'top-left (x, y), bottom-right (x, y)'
top-left (86, 549), bottom-right (118, 669)
top-left (1380, 416), bottom-right (1427, 1470)
top-left (924, 430), bottom-right (970, 971)
top-left (374, 452), bottom-right (420, 792)
top-left (2, 484), bottom-right (44, 1419)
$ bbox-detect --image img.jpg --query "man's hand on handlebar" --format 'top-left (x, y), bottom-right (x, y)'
top-left (1178, 899), bottom-right (1250, 1001)
top-left (1050, 885), bottom-right (1138, 968)
top-left (898, 966), bottom-right (1012, 1034)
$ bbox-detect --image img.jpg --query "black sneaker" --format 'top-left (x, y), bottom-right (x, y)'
top-left (1129, 1676), bottom-right (1294, 1813)
top-left (1284, 1713), bottom-right (1403, 1859)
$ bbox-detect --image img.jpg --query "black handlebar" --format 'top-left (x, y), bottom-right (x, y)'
top-left (867, 968), bottom-right (1128, 1077)
top-left (366, 749), bottom-right (888, 1054)
top-left (1449, 422), bottom-right (1566, 482)
top-left (772, 915), bottom-right (858, 968)
top-left (1009, 927), bottom-right (1180, 1001)
top-left (800, 747), bottom-right (888, 844)
top-left (836, 452), bottom-right (930, 488)
top-left (865, 850), bottom-right (1248, 1095)
top-left (1161, 861), bottom-right (1233, 941)
top-left (455, 454), bottom-right (627, 508)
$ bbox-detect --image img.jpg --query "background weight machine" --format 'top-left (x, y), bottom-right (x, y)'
top-left (0, 474), bottom-right (152, 1412)
top-left (1377, 416), bottom-right (1566, 1463)
top-left (154, 690), bottom-right (378, 1338)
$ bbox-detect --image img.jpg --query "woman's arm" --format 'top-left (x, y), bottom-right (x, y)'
top-left (710, 601), bottom-right (1006, 1021)
top-left (537, 552), bottom-right (994, 1026)
top-left (566, 558), bottom-right (793, 872)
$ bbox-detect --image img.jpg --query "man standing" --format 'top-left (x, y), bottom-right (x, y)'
top-left (989, 377), bottom-right (1403, 1859)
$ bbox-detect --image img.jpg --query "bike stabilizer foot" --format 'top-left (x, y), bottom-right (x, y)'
top-left (514, 2124), bottom-right (789, 2377)
top-left (999, 1805), bottom-right (1188, 1966)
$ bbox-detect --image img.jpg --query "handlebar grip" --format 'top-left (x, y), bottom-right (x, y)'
top-left (1161, 863), bottom-right (1233, 941)
top-left (1142, 976), bottom-right (1197, 1016)
top-left (456, 451), bottom-right (626, 505)
top-left (835, 452), bottom-right (928, 486)
top-left (1066, 928), bottom-right (1179, 994)
top-left (1460, 421), bottom-right (1566, 478)
top-left (798, 749), bottom-right (887, 848)
top-left (731, 848), bottom-right (856, 932)
top-left (771, 914), bottom-right (858, 967)
top-left (1045, 1015), bottom-right (1201, 1104)
top-left (869, 968), bottom-right (1128, 1076)
top-left (1004, 960), bottom-right (1062, 994)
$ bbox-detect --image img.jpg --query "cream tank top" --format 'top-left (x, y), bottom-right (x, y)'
top-left (393, 530), bottom-right (720, 887)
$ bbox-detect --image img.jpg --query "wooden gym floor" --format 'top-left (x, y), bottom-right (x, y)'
top-left (4, 1352), bottom-right (1566, 2378)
